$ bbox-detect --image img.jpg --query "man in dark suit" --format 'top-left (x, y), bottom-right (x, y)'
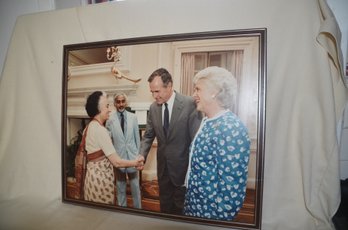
top-left (140, 68), bottom-right (201, 214)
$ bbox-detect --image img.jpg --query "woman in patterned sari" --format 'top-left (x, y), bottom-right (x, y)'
top-left (83, 91), bottom-right (144, 205)
top-left (184, 66), bottom-right (250, 221)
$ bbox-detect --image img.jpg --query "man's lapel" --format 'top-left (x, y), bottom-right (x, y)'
top-left (168, 94), bottom-right (183, 136)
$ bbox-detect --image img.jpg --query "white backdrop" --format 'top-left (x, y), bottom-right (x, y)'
top-left (0, 0), bottom-right (347, 229)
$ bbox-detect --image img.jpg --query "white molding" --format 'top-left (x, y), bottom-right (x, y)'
top-left (67, 84), bottom-right (138, 97)
top-left (69, 62), bottom-right (130, 77)
top-left (172, 36), bottom-right (259, 91)
top-left (67, 85), bottom-right (139, 117)
top-left (129, 102), bottom-right (151, 110)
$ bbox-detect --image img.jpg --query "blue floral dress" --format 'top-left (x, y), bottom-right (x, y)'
top-left (183, 110), bottom-right (250, 220)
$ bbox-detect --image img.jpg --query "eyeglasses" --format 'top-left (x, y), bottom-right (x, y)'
top-left (116, 99), bottom-right (126, 104)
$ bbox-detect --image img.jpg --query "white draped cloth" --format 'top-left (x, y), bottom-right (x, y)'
top-left (0, 0), bottom-right (346, 229)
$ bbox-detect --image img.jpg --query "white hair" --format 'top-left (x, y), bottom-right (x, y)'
top-left (113, 92), bottom-right (128, 105)
top-left (193, 66), bottom-right (237, 110)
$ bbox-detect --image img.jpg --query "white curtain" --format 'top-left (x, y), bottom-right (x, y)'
top-left (180, 50), bottom-right (244, 105)
top-left (180, 53), bottom-right (195, 96)
top-left (228, 50), bottom-right (244, 113)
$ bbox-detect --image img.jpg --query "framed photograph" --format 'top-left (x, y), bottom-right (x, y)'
top-left (62, 28), bottom-right (266, 229)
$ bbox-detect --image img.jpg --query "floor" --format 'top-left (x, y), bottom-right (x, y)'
top-left (127, 180), bottom-right (256, 224)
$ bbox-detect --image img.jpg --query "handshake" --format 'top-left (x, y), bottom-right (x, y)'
top-left (135, 155), bottom-right (145, 170)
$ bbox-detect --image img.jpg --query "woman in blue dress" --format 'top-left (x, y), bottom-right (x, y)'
top-left (184, 66), bottom-right (250, 221)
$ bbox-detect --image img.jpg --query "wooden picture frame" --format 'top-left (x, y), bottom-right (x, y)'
top-left (62, 28), bottom-right (266, 229)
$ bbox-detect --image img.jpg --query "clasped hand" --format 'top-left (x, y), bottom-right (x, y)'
top-left (135, 155), bottom-right (145, 170)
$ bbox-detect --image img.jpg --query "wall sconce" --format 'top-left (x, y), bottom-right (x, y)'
top-left (106, 46), bottom-right (141, 84)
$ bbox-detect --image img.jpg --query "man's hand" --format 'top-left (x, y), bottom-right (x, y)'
top-left (135, 155), bottom-right (145, 170)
